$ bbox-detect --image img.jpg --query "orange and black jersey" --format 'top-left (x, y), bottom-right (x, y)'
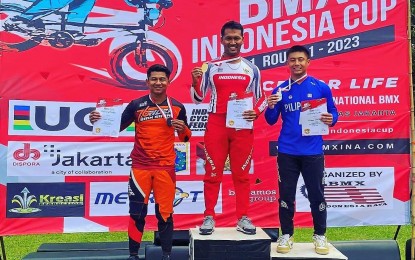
top-left (120, 95), bottom-right (191, 169)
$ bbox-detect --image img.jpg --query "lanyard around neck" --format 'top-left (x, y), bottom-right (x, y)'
top-left (148, 95), bottom-right (173, 121)
top-left (202, 56), bottom-right (241, 72)
top-left (211, 56), bottom-right (241, 65)
top-left (280, 74), bottom-right (308, 92)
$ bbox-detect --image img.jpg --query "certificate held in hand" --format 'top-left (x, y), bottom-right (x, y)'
top-left (300, 98), bottom-right (328, 136)
top-left (226, 94), bottom-right (253, 130)
top-left (92, 98), bottom-right (123, 137)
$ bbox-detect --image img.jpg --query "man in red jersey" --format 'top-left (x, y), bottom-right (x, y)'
top-left (190, 20), bottom-right (267, 235)
top-left (90, 64), bottom-right (191, 260)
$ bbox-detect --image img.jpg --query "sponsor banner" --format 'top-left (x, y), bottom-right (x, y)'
top-left (269, 139), bottom-right (410, 156)
top-left (0, 0), bottom-right (410, 234)
top-left (7, 141), bottom-right (133, 176)
top-left (175, 142), bottom-right (191, 175)
top-left (8, 141), bottom-right (190, 176)
top-left (90, 182), bottom-right (128, 217)
top-left (89, 181), bottom-right (214, 217)
top-left (228, 188), bottom-right (278, 204)
top-left (9, 100), bottom-right (197, 137)
top-left (9, 100), bottom-right (107, 136)
top-left (296, 167), bottom-right (394, 212)
top-left (7, 182), bottom-right (85, 218)
top-left (185, 104), bottom-right (209, 137)
top-left (249, 26), bottom-right (395, 71)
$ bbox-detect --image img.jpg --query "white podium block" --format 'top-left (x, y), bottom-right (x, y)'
top-left (271, 242), bottom-right (348, 259)
top-left (189, 227), bottom-right (271, 260)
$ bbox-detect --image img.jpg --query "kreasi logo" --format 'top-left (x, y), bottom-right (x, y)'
top-left (9, 187), bottom-right (41, 214)
top-left (7, 183), bottom-right (85, 218)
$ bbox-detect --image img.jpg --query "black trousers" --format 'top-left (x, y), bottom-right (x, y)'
top-left (277, 152), bottom-right (327, 236)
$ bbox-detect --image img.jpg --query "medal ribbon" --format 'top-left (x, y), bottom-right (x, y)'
top-left (280, 74), bottom-right (308, 92)
top-left (205, 56), bottom-right (241, 66)
top-left (148, 95), bottom-right (173, 123)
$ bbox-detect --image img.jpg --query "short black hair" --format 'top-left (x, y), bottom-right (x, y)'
top-left (221, 20), bottom-right (244, 37)
top-left (287, 45), bottom-right (310, 59)
top-left (147, 64), bottom-right (171, 79)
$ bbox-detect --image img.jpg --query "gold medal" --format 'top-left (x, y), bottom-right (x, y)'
top-left (201, 63), bottom-right (208, 73)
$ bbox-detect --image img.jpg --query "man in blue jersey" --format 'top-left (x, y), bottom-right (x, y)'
top-left (265, 45), bottom-right (338, 255)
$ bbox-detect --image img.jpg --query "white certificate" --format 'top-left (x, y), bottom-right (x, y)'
top-left (299, 98), bottom-right (329, 136)
top-left (226, 97), bottom-right (253, 129)
top-left (92, 98), bottom-right (123, 137)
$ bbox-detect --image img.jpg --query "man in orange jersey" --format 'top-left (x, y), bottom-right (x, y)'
top-left (90, 64), bottom-right (191, 260)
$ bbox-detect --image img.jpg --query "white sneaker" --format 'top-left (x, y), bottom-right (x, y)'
top-left (276, 234), bottom-right (293, 253)
top-left (199, 216), bottom-right (215, 235)
top-left (313, 234), bottom-right (329, 255)
top-left (236, 216), bottom-right (256, 235)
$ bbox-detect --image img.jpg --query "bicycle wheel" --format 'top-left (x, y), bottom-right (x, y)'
top-left (109, 41), bottom-right (176, 90)
top-left (0, 4), bottom-right (45, 52)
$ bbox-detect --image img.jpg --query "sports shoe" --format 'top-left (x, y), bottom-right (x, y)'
top-left (236, 216), bottom-right (256, 235)
top-left (313, 234), bottom-right (329, 255)
top-left (199, 216), bottom-right (215, 235)
top-left (127, 255), bottom-right (140, 260)
top-left (276, 234), bottom-right (293, 253)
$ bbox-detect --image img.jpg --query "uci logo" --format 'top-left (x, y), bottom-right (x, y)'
top-left (10, 101), bottom-right (101, 135)
top-left (13, 143), bottom-right (41, 161)
top-left (10, 101), bottom-right (131, 136)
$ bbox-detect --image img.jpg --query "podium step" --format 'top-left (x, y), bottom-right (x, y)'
top-left (189, 227), bottom-right (271, 260)
top-left (23, 241), bottom-right (151, 260)
top-left (22, 249), bottom-right (131, 260)
top-left (37, 241), bottom-right (129, 252)
top-left (270, 242), bottom-right (347, 259)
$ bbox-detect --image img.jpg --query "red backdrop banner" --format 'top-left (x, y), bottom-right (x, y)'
top-left (0, 0), bottom-right (410, 235)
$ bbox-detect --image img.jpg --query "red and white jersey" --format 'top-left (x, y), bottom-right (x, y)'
top-left (191, 57), bottom-right (267, 115)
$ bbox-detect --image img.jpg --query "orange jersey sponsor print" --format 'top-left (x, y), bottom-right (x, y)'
top-left (120, 95), bottom-right (190, 169)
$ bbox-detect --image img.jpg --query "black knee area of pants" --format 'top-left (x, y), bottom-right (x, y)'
top-left (130, 201), bottom-right (148, 228)
top-left (155, 204), bottom-right (173, 254)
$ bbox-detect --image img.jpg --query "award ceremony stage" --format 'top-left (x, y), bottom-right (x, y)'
top-left (21, 229), bottom-right (402, 260)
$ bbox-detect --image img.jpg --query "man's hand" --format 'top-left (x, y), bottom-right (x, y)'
top-left (320, 113), bottom-right (333, 125)
top-left (267, 89), bottom-right (282, 109)
top-left (191, 67), bottom-right (202, 87)
top-left (89, 110), bottom-right (101, 124)
top-left (242, 110), bottom-right (258, 122)
top-left (171, 119), bottom-right (186, 133)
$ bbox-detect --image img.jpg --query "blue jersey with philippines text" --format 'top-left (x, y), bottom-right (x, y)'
top-left (264, 76), bottom-right (338, 155)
